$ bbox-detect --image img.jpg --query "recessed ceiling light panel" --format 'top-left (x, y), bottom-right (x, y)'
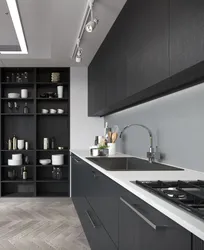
top-left (0, 0), bottom-right (28, 54)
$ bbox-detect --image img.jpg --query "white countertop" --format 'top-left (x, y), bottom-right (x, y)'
top-left (70, 149), bottom-right (204, 241)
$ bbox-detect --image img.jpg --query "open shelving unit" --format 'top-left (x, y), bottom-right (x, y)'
top-left (0, 67), bottom-right (70, 197)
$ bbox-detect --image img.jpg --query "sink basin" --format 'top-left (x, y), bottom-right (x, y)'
top-left (86, 157), bottom-right (183, 171)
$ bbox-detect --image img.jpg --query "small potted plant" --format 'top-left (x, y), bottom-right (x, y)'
top-left (98, 145), bottom-right (109, 156)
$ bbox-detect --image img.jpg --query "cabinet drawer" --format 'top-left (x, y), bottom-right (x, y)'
top-left (119, 192), bottom-right (191, 250)
top-left (73, 197), bottom-right (116, 250)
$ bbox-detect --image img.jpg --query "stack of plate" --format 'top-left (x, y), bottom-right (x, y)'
top-left (51, 72), bottom-right (60, 82)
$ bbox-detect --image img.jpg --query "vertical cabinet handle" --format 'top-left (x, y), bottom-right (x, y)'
top-left (120, 197), bottom-right (168, 230)
top-left (85, 210), bottom-right (97, 228)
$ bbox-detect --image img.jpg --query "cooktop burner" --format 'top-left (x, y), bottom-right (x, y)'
top-left (135, 180), bottom-right (204, 219)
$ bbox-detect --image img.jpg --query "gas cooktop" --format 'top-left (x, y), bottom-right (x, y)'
top-left (135, 180), bottom-right (204, 219)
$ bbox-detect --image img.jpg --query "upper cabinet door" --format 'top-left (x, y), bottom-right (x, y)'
top-left (170, 0), bottom-right (204, 75)
top-left (126, 0), bottom-right (169, 96)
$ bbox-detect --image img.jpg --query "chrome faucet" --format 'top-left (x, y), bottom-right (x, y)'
top-left (120, 124), bottom-right (161, 163)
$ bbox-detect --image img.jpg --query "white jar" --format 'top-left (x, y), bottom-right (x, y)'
top-left (108, 143), bottom-right (116, 155)
top-left (52, 154), bottom-right (64, 165)
top-left (43, 138), bottom-right (49, 150)
top-left (17, 139), bottom-right (24, 150)
top-left (57, 86), bottom-right (63, 98)
top-left (21, 89), bottom-right (28, 98)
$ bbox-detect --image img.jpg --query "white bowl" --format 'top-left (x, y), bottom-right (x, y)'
top-left (52, 154), bottom-right (64, 165)
top-left (8, 93), bottom-right (20, 98)
top-left (57, 109), bottom-right (64, 114)
top-left (12, 154), bottom-right (22, 160)
top-left (39, 159), bottom-right (51, 165)
top-left (50, 109), bottom-right (57, 114)
top-left (8, 159), bottom-right (22, 166)
top-left (42, 109), bottom-right (49, 114)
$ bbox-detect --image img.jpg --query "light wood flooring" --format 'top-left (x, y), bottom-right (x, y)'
top-left (0, 198), bottom-right (90, 250)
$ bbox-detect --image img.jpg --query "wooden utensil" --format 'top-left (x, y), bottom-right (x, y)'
top-left (108, 131), bottom-right (112, 143)
top-left (112, 132), bottom-right (118, 143)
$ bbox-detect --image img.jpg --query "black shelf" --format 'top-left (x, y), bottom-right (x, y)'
top-left (1, 149), bottom-right (34, 152)
top-left (1, 179), bottom-right (34, 183)
top-left (36, 179), bottom-right (68, 182)
top-left (2, 165), bottom-right (34, 167)
top-left (36, 98), bottom-right (68, 101)
top-left (1, 82), bottom-right (34, 86)
top-left (0, 67), bottom-right (70, 197)
top-left (36, 165), bottom-right (69, 167)
top-left (37, 149), bottom-right (68, 152)
top-left (36, 113), bottom-right (68, 116)
top-left (37, 192), bottom-right (68, 197)
top-left (2, 192), bottom-right (34, 197)
top-left (2, 98), bottom-right (34, 100)
top-left (37, 82), bottom-right (69, 85)
top-left (1, 113), bottom-right (34, 116)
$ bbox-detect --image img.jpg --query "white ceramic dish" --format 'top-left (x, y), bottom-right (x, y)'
top-left (52, 154), bottom-right (64, 165)
top-left (57, 109), bottom-right (64, 114)
top-left (8, 159), bottom-right (22, 166)
top-left (12, 154), bottom-right (22, 160)
top-left (42, 109), bottom-right (49, 114)
top-left (39, 159), bottom-right (51, 165)
top-left (8, 93), bottom-right (20, 99)
top-left (50, 109), bottom-right (57, 114)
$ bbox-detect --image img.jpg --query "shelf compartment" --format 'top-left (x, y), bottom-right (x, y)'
top-left (37, 149), bottom-right (68, 152)
top-left (2, 182), bottom-right (35, 197)
top-left (36, 181), bottom-right (69, 197)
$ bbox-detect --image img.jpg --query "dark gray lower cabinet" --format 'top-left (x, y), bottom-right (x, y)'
top-left (119, 192), bottom-right (191, 250)
top-left (72, 154), bottom-right (203, 250)
top-left (192, 235), bottom-right (204, 250)
top-left (71, 154), bottom-right (116, 250)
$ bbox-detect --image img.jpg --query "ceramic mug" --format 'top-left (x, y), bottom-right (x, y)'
top-left (17, 140), bottom-right (24, 150)
top-left (21, 89), bottom-right (28, 98)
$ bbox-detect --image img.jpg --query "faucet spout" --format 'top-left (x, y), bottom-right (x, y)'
top-left (120, 124), bottom-right (153, 148)
top-left (120, 124), bottom-right (159, 163)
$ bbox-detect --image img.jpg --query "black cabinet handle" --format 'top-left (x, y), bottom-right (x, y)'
top-left (73, 157), bottom-right (80, 163)
top-left (120, 197), bottom-right (168, 230)
top-left (92, 170), bottom-right (101, 179)
top-left (85, 210), bottom-right (97, 228)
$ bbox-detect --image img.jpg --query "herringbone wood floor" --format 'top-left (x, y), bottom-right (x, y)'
top-left (0, 198), bottom-right (90, 250)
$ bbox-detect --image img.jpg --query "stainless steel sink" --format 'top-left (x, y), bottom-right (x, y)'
top-left (86, 157), bottom-right (183, 171)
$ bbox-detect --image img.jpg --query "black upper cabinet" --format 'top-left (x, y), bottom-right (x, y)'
top-left (126, 0), bottom-right (169, 96)
top-left (170, 0), bottom-right (204, 76)
top-left (88, 43), bottom-right (107, 116)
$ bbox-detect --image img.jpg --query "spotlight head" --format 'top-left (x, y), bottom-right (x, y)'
top-left (86, 19), bottom-right (98, 33)
top-left (76, 56), bottom-right (82, 63)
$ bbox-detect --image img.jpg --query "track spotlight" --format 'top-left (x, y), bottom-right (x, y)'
top-left (85, 1), bottom-right (99, 33)
top-left (75, 41), bottom-right (82, 63)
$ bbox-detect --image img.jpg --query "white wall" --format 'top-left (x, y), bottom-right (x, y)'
top-left (70, 67), bottom-right (104, 150)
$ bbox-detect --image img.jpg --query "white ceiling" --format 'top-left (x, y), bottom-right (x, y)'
top-left (0, 0), bottom-right (127, 67)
